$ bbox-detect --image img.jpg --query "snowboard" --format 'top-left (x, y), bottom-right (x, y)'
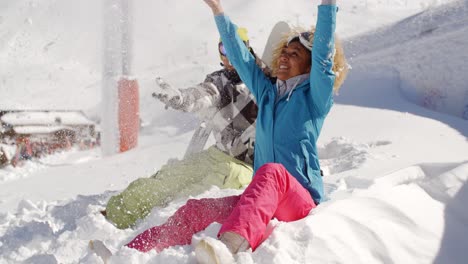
top-left (261, 21), bottom-right (291, 69)
top-left (88, 240), bottom-right (112, 264)
top-left (184, 121), bottom-right (213, 158)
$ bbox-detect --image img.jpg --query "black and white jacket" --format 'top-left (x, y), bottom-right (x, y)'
top-left (176, 69), bottom-right (257, 164)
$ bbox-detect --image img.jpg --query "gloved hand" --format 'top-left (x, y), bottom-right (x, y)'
top-left (152, 77), bottom-right (184, 110)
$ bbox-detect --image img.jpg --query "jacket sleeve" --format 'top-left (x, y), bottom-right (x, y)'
top-left (172, 72), bottom-right (221, 114)
top-left (214, 15), bottom-right (271, 101)
top-left (309, 5), bottom-right (338, 116)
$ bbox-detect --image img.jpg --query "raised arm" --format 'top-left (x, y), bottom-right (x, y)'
top-left (203, 0), bottom-right (271, 100)
top-left (309, 0), bottom-right (338, 116)
top-left (203, 0), bottom-right (223, 15)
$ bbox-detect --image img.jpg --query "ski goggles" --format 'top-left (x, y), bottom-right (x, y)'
top-left (218, 41), bottom-right (249, 57)
top-left (287, 31), bottom-right (313, 51)
top-left (218, 42), bottom-right (227, 56)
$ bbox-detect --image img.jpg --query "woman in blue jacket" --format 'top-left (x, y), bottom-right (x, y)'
top-left (124, 0), bottom-right (348, 260)
top-left (195, 0), bottom-right (348, 260)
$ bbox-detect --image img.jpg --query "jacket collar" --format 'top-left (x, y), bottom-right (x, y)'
top-left (276, 73), bottom-right (310, 101)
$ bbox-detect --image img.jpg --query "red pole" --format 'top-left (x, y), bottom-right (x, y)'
top-left (118, 77), bottom-right (139, 152)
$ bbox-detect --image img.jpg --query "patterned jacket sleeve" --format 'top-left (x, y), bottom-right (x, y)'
top-left (173, 73), bottom-right (222, 114)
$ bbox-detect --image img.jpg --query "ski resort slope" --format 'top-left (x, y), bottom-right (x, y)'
top-left (0, 0), bottom-right (448, 111)
top-left (343, 0), bottom-right (468, 120)
top-left (1, 0), bottom-right (468, 263)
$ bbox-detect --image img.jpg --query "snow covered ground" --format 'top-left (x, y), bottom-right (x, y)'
top-left (1, 0), bottom-right (468, 263)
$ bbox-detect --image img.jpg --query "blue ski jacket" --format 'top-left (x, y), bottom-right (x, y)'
top-left (215, 5), bottom-right (337, 204)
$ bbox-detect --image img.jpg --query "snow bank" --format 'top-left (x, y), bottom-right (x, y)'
top-left (1, 156), bottom-right (467, 263)
top-left (345, 0), bottom-right (468, 119)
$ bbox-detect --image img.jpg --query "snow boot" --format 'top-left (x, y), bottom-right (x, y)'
top-left (220, 232), bottom-right (250, 254)
top-left (195, 232), bottom-right (249, 264)
top-left (89, 240), bottom-right (112, 264)
top-left (195, 237), bottom-right (235, 264)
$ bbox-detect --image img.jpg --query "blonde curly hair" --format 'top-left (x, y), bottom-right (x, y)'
top-left (270, 26), bottom-right (349, 93)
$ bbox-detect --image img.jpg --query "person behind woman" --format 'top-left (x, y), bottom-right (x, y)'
top-left (122, 0), bottom-right (348, 260)
top-left (103, 28), bottom-right (266, 230)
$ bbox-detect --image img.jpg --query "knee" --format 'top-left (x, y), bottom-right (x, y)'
top-left (253, 163), bottom-right (289, 184)
top-left (184, 198), bottom-right (208, 213)
top-left (185, 199), bottom-right (200, 209)
top-left (186, 198), bottom-right (221, 210)
top-left (256, 163), bottom-right (286, 175)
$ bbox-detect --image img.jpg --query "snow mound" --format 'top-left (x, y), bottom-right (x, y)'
top-left (345, 0), bottom-right (468, 119)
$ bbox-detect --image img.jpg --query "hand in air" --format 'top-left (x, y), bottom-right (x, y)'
top-left (152, 77), bottom-right (183, 110)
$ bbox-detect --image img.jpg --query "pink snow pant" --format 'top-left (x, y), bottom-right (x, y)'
top-left (126, 163), bottom-right (316, 252)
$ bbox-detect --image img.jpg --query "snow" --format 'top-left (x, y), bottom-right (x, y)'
top-left (344, 0), bottom-right (468, 119)
top-left (1, 0), bottom-right (468, 263)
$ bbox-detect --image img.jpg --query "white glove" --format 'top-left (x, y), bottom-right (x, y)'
top-left (152, 77), bottom-right (184, 110)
